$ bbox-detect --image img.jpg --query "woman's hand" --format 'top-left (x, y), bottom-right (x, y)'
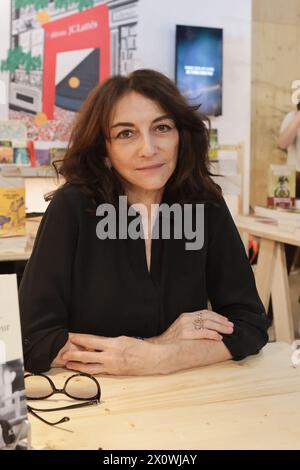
top-left (51, 332), bottom-right (95, 367)
top-left (60, 334), bottom-right (163, 375)
top-left (148, 310), bottom-right (234, 344)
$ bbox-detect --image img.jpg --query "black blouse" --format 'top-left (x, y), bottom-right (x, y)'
top-left (19, 185), bottom-right (268, 373)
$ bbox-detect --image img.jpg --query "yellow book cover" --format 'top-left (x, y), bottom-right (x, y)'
top-left (0, 140), bottom-right (13, 164)
top-left (0, 177), bottom-right (25, 238)
top-left (208, 129), bottom-right (219, 159)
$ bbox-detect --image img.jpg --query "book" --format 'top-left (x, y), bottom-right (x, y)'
top-left (13, 141), bottom-right (30, 166)
top-left (208, 128), bottom-right (218, 159)
top-left (0, 140), bottom-right (13, 164)
top-left (255, 205), bottom-right (300, 219)
top-left (0, 176), bottom-right (26, 238)
top-left (26, 140), bottom-right (35, 167)
top-left (254, 205), bottom-right (300, 229)
top-left (0, 274), bottom-right (29, 450)
top-left (34, 141), bottom-right (51, 166)
top-left (267, 164), bottom-right (296, 208)
top-left (49, 147), bottom-right (67, 172)
top-left (0, 236), bottom-right (28, 253)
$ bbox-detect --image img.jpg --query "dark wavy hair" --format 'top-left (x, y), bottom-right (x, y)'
top-left (55, 69), bottom-right (222, 206)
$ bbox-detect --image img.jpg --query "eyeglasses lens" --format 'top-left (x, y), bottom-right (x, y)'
top-left (25, 375), bottom-right (53, 399)
top-left (65, 376), bottom-right (98, 400)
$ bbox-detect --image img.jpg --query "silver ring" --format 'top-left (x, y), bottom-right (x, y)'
top-left (193, 311), bottom-right (204, 330)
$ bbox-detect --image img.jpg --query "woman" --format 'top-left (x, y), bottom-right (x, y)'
top-left (20, 69), bottom-right (268, 375)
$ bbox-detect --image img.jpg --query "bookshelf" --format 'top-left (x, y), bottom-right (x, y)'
top-left (0, 165), bottom-right (56, 178)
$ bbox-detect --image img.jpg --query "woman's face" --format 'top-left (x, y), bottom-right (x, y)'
top-left (106, 91), bottom-right (179, 197)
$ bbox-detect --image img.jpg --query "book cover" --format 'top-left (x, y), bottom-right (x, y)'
top-left (0, 176), bottom-right (26, 238)
top-left (208, 128), bottom-right (219, 159)
top-left (267, 164), bottom-right (296, 208)
top-left (13, 141), bottom-right (30, 166)
top-left (0, 140), bottom-right (13, 164)
top-left (27, 140), bottom-right (36, 167)
top-left (34, 141), bottom-right (51, 167)
top-left (0, 274), bottom-right (29, 450)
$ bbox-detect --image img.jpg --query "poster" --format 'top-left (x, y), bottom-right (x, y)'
top-left (2, 0), bottom-right (140, 142)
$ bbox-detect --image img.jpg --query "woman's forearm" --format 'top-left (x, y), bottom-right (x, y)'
top-left (156, 339), bottom-right (232, 374)
top-left (60, 334), bottom-right (232, 375)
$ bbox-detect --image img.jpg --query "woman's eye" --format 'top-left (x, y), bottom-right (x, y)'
top-left (155, 124), bottom-right (172, 133)
top-left (117, 129), bottom-right (134, 139)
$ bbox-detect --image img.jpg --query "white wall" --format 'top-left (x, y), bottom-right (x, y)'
top-left (137, 0), bottom-right (252, 214)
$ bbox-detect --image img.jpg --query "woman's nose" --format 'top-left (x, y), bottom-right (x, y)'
top-left (139, 133), bottom-right (157, 157)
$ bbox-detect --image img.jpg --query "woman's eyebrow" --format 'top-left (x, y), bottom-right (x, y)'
top-left (110, 115), bottom-right (173, 130)
top-left (152, 114), bottom-right (173, 123)
top-left (110, 122), bottom-right (135, 129)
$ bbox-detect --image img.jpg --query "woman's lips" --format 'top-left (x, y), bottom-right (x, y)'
top-left (136, 163), bottom-right (165, 171)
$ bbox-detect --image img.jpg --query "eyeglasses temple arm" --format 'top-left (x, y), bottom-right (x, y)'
top-left (58, 399), bottom-right (99, 411)
top-left (27, 406), bottom-right (70, 426)
top-left (27, 399), bottom-right (99, 413)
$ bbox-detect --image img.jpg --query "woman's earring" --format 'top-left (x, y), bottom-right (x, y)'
top-left (105, 158), bottom-right (112, 169)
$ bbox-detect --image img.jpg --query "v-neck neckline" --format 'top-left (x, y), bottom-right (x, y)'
top-left (125, 211), bottom-right (163, 286)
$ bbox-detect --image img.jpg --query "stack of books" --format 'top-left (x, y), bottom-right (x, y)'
top-left (254, 205), bottom-right (300, 232)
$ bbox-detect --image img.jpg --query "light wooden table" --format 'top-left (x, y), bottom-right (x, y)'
top-left (27, 342), bottom-right (300, 450)
top-left (236, 215), bottom-right (300, 344)
top-left (0, 218), bottom-right (40, 262)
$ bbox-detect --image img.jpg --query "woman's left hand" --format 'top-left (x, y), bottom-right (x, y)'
top-left (61, 334), bottom-right (162, 375)
top-left (148, 310), bottom-right (234, 344)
